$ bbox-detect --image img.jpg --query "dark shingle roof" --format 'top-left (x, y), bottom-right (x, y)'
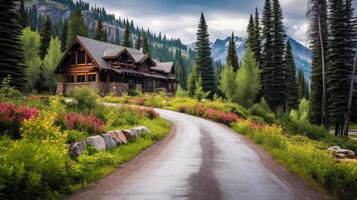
top-left (151, 62), bottom-right (174, 73)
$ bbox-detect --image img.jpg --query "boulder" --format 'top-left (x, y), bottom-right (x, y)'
top-left (336, 149), bottom-right (356, 159)
top-left (131, 126), bottom-right (151, 136)
top-left (123, 129), bottom-right (138, 141)
top-left (69, 140), bottom-right (87, 157)
top-left (87, 135), bottom-right (106, 151)
top-left (335, 153), bottom-right (347, 159)
top-left (109, 130), bottom-right (128, 144)
top-left (328, 145), bottom-right (341, 152)
top-left (101, 134), bottom-right (117, 150)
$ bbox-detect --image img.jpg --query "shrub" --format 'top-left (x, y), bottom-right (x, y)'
top-left (66, 130), bottom-right (89, 143)
top-left (248, 98), bottom-right (275, 124)
top-left (0, 76), bottom-right (23, 102)
top-left (0, 139), bottom-right (71, 199)
top-left (60, 112), bottom-right (105, 135)
top-left (203, 108), bottom-right (241, 125)
top-left (0, 103), bottom-right (39, 138)
top-left (70, 87), bottom-right (98, 110)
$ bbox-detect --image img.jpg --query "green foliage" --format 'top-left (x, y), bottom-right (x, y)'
top-left (0, 76), bottom-right (23, 102)
top-left (298, 70), bottom-right (309, 100)
top-left (194, 76), bottom-right (210, 101)
top-left (252, 8), bottom-right (262, 64)
top-left (219, 64), bottom-right (236, 101)
top-left (39, 17), bottom-right (52, 59)
top-left (0, 139), bottom-right (70, 199)
top-left (235, 46), bottom-right (260, 107)
top-left (289, 98), bottom-right (309, 122)
top-left (226, 32), bottom-right (239, 71)
top-left (175, 85), bottom-right (187, 97)
top-left (67, 9), bottom-right (88, 47)
top-left (122, 23), bottom-right (132, 48)
top-left (0, 0), bottom-right (26, 88)
top-left (285, 41), bottom-right (299, 111)
top-left (249, 98), bottom-right (275, 124)
top-left (43, 37), bottom-right (62, 93)
top-left (94, 20), bottom-right (107, 42)
top-left (66, 130), bottom-right (88, 143)
top-left (70, 87), bottom-right (98, 110)
top-left (20, 27), bottom-right (42, 92)
top-left (187, 63), bottom-right (199, 97)
top-left (195, 13), bottom-right (215, 98)
top-left (61, 20), bottom-right (68, 51)
top-left (142, 33), bottom-right (150, 54)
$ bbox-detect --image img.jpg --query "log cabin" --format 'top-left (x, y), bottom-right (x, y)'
top-left (55, 36), bottom-right (177, 96)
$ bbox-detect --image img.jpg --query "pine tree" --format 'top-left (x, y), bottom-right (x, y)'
top-left (298, 70), bottom-right (308, 100)
top-left (60, 19), bottom-right (68, 52)
top-left (194, 76), bottom-right (210, 101)
top-left (19, 0), bottom-right (28, 29)
top-left (219, 64), bottom-right (236, 101)
top-left (261, 0), bottom-right (274, 110)
top-left (307, 0), bottom-right (328, 125)
top-left (253, 7), bottom-right (262, 64)
top-left (226, 32), bottom-right (239, 72)
top-left (187, 63), bottom-right (198, 97)
top-left (135, 32), bottom-right (141, 50)
top-left (235, 46), bottom-right (260, 107)
top-left (271, 0), bottom-right (287, 110)
top-left (176, 49), bottom-right (186, 88)
top-left (122, 22), bottom-right (132, 48)
top-left (285, 41), bottom-right (299, 110)
top-left (326, 0), bottom-right (356, 135)
top-left (67, 9), bottom-right (87, 47)
top-left (39, 16), bottom-right (52, 59)
top-left (142, 33), bottom-right (150, 54)
top-left (0, 0), bottom-right (26, 88)
top-left (94, 20), bottom-right (107, 41)
top-left (195, 13), bottom-right (215, 98)
top-left (247, 14), bottom-right (255, 48)
top-left (29, 4), bottom-right (38, 31)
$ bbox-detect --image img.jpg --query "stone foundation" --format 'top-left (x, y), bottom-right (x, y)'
top-left (57, 82), bottom-right (130, 96)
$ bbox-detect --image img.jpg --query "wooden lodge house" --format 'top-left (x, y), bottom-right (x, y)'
top-left (55, 36), bottom-right (177, 96)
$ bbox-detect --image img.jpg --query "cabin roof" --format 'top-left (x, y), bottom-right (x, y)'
top-left (56, 36), bottom-right (174, 74)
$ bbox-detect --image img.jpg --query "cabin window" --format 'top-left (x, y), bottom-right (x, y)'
top-left (77, 50), bottom-right (85, 64)
top-left (88, 74), bottom-right (96, 82)
top-left (77, 75), bottom-right (85, 82)
top-left (66, 75), bottom-right (74, 83)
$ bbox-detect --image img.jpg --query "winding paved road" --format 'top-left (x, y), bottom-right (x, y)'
top-left (68, 109), bottom-right (325, 200)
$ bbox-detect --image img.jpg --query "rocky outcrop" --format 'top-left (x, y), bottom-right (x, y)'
top-left (69, 126), bottom-right (151, 157)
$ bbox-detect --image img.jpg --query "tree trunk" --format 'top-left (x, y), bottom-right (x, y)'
top-left (343, 46), bottom-right (357, 136)
top-left (317, 13), bottom-right (327, 128)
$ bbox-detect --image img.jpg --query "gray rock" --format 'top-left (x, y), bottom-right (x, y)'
top-left (336, 149), bottom-right (356, 159)
top-left (87, 135), bottom-right (106, 151)
top-left (335, 153), bottom-right (347, 159)
top-left (69, 140), bottom-right (87, 157)
top-left (108, 130), bottom-right (128, 144)
top-left (328, 145), bottom-right (341, 152)
top-left (131, 126), bottom-right (151, 136)
top-left (101, 134), bottom-right (117, 150)
top-left (123, 129), bottom-right (138, 141)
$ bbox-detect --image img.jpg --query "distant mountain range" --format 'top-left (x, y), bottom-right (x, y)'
top-left (187, 36), bottom-right (312, 79)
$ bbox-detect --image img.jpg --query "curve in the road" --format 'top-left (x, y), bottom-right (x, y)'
top-left (67, 109), bottom-right (326, 200)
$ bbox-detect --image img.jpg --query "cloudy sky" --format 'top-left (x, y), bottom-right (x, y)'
top-left (85, 0), bottom-right (357, 45)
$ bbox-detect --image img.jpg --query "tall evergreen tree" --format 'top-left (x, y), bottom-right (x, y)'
top-left (19, 0), bottom-right (28, 29)
top-left (39, 16), bottom-right (52, 59)
top-left (298, 70), bottom-right (309, 100)
top-left (307, 0), bottom-right (328, 125)
top-left (261, 0), bottom-right (275, 109)
top-left (187, 63), bottom-right (199, 97)
top-left (142, 33), bottom-right (150, 54)
top-left (226, 32), bottom-right (239, 72)
top-left (67, 9), bottom-right (87, 47)
top-left (60, 19), bottom-right (68, 51)
top-left (176, 49), bottom-right (186, 89)
top-left (271, 0), bottom-right (287, 110)
top-left (285, 41), bottom-right (299, 110)
top-left (135, 32), bottom-right (141, 50)
top-left (253, 7), bottom-right (262, 64)
top-left (0, 0), bottom-right (26, 88)
top-left (94, 20), bottom-right (107, 41)
top-left (326, 0), bottom-right (356, 135)
top-left (29, 4), bottom-right (38, 31)
top-left (247, 14), bottom-right (255, 48)
top-left (122, 22), bottom-right (132, 48)
top-left (195, 13), bottom-right (215, 98)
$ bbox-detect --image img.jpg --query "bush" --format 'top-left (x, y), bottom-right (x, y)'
top-left (67, 130), bottom-right (89, 143)
top-left (0, 102), bottom-right (39, 138)
top-left (248, 98), bottom-right (275, 124)
top-left (0, 139), bottom-right (71, 199)
top-left (70, 87), bottom-right (98, 110)
top-left (59, 112), bottom-right (105, 135)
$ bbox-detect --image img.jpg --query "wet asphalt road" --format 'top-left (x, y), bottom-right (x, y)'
top-left (68, 108), bottom-right (324, 200)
